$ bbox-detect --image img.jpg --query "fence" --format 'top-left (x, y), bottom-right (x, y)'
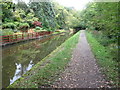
top-left (0, 31), bottom-right (52, 45)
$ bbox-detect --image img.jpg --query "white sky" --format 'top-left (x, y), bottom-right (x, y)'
top-left (13, 0), bottom-right (93, 10)
top-left (55, 0), bottom-right (93, 10)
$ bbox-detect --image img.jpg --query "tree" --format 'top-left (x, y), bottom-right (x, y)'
top-left (79, 2), bottom-right (119, 43)
top-left (1, 1), bottom-right (15, 22)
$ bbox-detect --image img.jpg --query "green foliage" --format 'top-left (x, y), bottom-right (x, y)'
top-left (53, 3), bottom-right (81, 29)
top-left (80, 2), bottom-right (119, 43)
top-left (29, 2), bottom-right (81, 30)
top-left (86, 31), bottom-right (118, 87)
top-left (14, 22), bottom-right (20, 27)
top-left (2, 23), bottom-right (16, 29)
top-left (29, 2), bottom-right (56, 29)
top-left (1, 1), bottom-right (14, 22)
top-left (63, 8), bottom-right (81, 28)
top-left (34, 27), bottom-right (52, 32)
top-left (2, 1), bottom-right (39, 31)
top-left (17, 1), bottom-right (28, 12)
top-left (25, 9), bottom-right (39, 27)
top-left (2, 29), bottom-right (14, 35)
top-left (13, 8), bottom-right (26, 22)
top-left (35, 26), bottom-right (42, 30)
top-left (2, 0), bottom-right (81, 31)
top-left (19, 23), bottom-right (30, 31)
top-left (34, 27), bottom-right (48, 32)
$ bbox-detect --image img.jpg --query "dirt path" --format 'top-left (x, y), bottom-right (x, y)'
top-left (51, 30), bottom-right (110, 88)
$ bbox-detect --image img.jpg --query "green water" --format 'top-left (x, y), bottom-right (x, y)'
top-left (2, 33), bottom-right (71, 88)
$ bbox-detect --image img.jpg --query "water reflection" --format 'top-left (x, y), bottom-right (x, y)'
top-left (2, 33), bottom-right (71, 88)
top-left (10, 60), bottom-right (34, 84)
top-left (10, 63), bottom-right (22, 85)
top-left (26, 60), bottom-right (34, 71)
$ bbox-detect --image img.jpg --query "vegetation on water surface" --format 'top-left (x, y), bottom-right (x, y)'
top-left (8, 31), bottom-right (80, 88)
top-left (86, 31), bottom-right (119, 87)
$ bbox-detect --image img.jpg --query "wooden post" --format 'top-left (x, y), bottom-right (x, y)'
top-left (28, 33), bottom-right (29, 39)
top-left (32, 33), bottom-right (33, 38)
top-left (16, 35), bottom-right (17, 41)
top-left (30, 33), bottom-right (32, 39)
top-left (9, 35), bottom-right (11, 42)
top-left (8, 36), bottom-right (9, 43)
top-left (22, 34), bottom-right (24, 40)
top-left (36, 33), bottom-right (37, 37)
top-left (12, 35), bottom-right (14, 42)
top-left (10, 35), bottom-right (13, 42)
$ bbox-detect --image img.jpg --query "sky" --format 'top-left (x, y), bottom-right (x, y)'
top-left (13, 0), bottom-right (93, 10)
top-left (55, 0), bottom-right (93, 10)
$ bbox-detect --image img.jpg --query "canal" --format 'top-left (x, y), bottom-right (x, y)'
top-left (2, 33), bottom-right (72, 88)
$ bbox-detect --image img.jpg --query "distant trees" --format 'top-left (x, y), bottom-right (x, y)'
top-left (80, 2), bottom-right (119, 44)
top-left (1, 0), bottom-right (81, 33)
top-left (2, 1), bottom-right (15, 22)
top-left (29, 1), bottom-right (81, 30)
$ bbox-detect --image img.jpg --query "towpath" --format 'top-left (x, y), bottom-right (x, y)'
top-left (51, 30), bottom-right (110, 88)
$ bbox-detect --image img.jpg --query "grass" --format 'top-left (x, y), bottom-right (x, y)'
top-left (86, 31), bottom-right (119, 87)
top-left (8, 31), bottom-right (80, 88)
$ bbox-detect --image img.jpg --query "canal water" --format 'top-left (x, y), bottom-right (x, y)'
top-left (2, 33), bottom-right (72, 88)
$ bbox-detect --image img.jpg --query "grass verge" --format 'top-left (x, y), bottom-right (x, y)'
top-left (86, 31), bottom-right (118, 87)
top-left (8, 31), bottom-right (80, 88)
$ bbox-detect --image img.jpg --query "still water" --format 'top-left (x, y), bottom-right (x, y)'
top-left (2, 33), bottom-right (71, 88)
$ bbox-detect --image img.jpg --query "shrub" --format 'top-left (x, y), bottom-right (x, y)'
top-left (26, 20), bottom-right (34, 28)
top-left (47, 29), bottom-right (54, 32)
top-left (35, 26), bottom-right (42, 30)
top-left (14, 22), bottom-right (20, 27)
top-left (19, 23), bottom-right (30, 31)
top-left (34, 27), bottom-right (43, 32)
top-left (2, 29), bottom-right (14, 35)
top-left (2, 23), bottom-right (16, 29)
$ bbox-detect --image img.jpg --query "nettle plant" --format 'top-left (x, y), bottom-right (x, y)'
top-left (33, 21), bottom-right (42, 27)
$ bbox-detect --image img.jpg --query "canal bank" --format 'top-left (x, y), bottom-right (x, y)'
top-left (7, 31), bottom-right (80, 88)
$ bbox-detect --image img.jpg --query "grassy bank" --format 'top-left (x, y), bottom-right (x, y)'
top-left (8, 31), bottom-right (80, 88)
top-left (86, 31), bottom-right (118, 87)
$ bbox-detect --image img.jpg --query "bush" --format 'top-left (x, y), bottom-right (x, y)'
top-left (34, 26), bottom-right (43, 32)
top-left (19, 23), bottom-right (30, 31)
top-left (47, 29), bottom-right (54, 32)
top-left (14, 22), bottom-right (20, 27)
top-left (2, 23), bottom-right (16, 29)
top-left (35, 26), bottom-right (42, 30)
top-left (26, 20), bottom-right (35, 28)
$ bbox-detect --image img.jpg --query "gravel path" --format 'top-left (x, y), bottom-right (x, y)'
top-left (51, 30), bottom-right (111, 88)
